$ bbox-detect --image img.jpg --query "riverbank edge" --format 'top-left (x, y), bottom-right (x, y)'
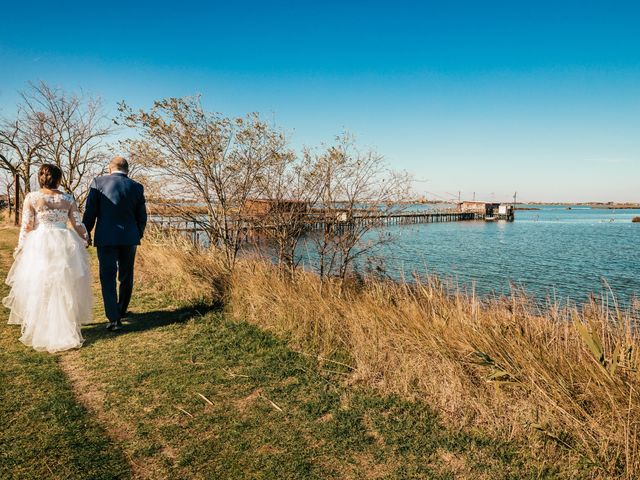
top-left (136, 228), bottom-right (640, 478)
top-left (1, 225), bottom-right (564, 479)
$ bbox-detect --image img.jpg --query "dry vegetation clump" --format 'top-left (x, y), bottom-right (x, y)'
top-left (0, 207), bottom-right (12, 224)
top-left (138, 232), bottom-right (640, 478)
top-left (136, 226), bottom-right (227, 305)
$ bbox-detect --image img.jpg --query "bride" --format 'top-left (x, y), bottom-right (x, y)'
top-left (3, 163), bottom-right (93, 353)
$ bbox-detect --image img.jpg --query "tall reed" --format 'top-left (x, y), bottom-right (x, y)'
top-left (138, 231), bottom-right (640, 478)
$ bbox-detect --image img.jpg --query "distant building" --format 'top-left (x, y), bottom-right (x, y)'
top-left (243, 199), bottom-right (310, 217)
top-left (458, 201), bottom-right (500, 215)
top-left (458, 201), bottom-right (514, 220)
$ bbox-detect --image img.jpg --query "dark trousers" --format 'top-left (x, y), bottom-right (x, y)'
top-left (97, 245), bottom-right (138, 323)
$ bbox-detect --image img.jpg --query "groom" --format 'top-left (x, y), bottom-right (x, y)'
top-left (83, 156), bottom-right (147, 331)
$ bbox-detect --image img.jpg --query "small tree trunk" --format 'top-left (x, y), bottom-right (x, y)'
top-left (7, 183), bottom-right (12, 216)
top-left (14, 173), bottom-right (20, 226)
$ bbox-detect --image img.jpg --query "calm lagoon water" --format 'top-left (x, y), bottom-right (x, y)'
top-left (169, 204), bottom-right (639, 304)
top-left (311, 205), bottom-right (640, 305)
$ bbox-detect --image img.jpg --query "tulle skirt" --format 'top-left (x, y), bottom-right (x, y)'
top-left (3, 225), bottom-right (93, 353)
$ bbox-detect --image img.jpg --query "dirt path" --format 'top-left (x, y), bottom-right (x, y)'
top-left (1, 226), bottom-right (158, 478)
top-left (1, 227), bottom-right (132, 480)
top-left (58, 351), bottom-right (164, 480)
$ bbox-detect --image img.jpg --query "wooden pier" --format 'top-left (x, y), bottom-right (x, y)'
top-left (302, 209), bottom-right (480, 231)
top-left (152, 206), bottom-right (514, 243)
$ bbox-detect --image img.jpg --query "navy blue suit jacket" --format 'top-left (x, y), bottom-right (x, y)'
top-left (82, 173), bottom-right (147, 246)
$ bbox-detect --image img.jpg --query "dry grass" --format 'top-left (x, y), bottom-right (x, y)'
top-left (136, 226), bottom-right (227, 305)
top-left (138, 231), bottom-right (640, 478)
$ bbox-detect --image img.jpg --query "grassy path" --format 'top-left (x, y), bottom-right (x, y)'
top-left (0, 228), bottom-right (130, 480)
top-left (0, 227), bottom-right (564, 479)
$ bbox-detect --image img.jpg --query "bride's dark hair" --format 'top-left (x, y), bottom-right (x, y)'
top-left (38, 164), bottom-right (63, 189)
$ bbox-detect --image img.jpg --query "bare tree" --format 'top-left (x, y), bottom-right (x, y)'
top-left (20, 82), bottom-right (113, 204)
top-left (0, 170), bottom-right (15, 215)
top-left (0, 103), bottom-right (47, 196)
top-left (309, 134), bottom-right (412, 282)
top-left (119, 96), bottom-right (290, 271)
top-left (255, 146), bottom-right (325, 271)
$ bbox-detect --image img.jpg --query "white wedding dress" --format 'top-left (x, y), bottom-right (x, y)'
top-left (3, 191), bottom-right (93, 353)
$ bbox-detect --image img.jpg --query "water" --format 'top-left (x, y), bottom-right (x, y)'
top-left (300, 205), bottom-right (640, 305)
top-left (156, 205), bottom-right (640, 304)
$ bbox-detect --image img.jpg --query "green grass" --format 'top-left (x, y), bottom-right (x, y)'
top-left (73, 310), bottom-right (563, 479)
top-left (0, 227), bottom-right (570, 479)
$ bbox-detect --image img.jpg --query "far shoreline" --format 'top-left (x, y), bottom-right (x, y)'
top-left (521, 202), bottom-right (640, 209)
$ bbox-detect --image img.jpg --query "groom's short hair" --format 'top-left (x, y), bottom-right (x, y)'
top-left (110, 156), bottom-right (129, 173)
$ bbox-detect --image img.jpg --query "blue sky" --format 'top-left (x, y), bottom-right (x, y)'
top-left (1, 0), bottom-right (638, 202)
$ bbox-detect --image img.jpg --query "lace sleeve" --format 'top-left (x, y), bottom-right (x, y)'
top-left (68, 196), bottom-right (88, 245)
top-left (17, 193), bottom-right (35, 249)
